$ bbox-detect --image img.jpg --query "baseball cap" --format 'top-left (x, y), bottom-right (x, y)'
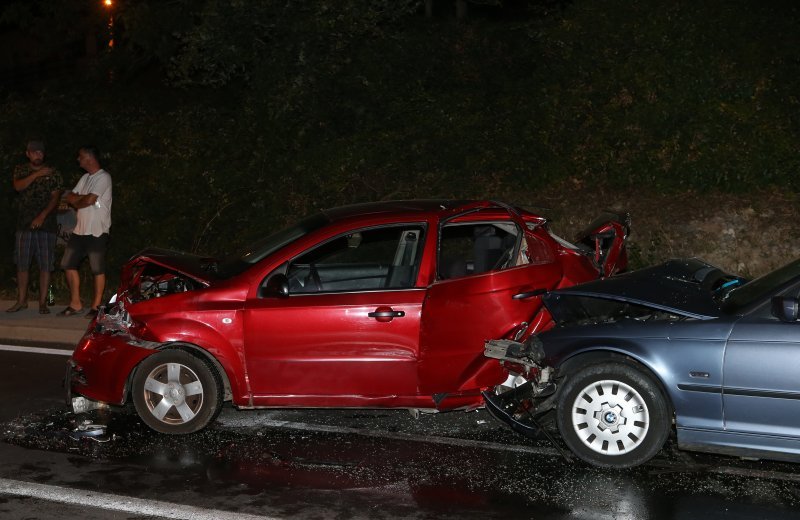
top-left (26, 140), bottom-right (45, 153)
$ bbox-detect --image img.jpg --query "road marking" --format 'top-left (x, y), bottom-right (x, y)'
top-left (221, 416), bottom-right (563, 458)
top-left (255, 419), bottom-right (800, 481)
top-left (221, 418), bottom-right (800, 481)
top-left (0, 344), bottom-right (73, 356)
top-left (0, 478), bottom-right (277, 520)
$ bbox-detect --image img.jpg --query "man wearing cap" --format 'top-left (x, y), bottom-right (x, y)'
top-left (7, 140), bottom-right (63, 314)
top-left (58, 145), bottom-right (112, 319)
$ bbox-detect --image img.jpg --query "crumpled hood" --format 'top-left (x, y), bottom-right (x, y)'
top-left (544, 258), bottom-right (727, 319)
top-left (120, 248), bottom-right (220, 290)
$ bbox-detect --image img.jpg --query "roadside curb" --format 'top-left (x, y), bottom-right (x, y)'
top-left (0, 300), bottom-right (88, 347)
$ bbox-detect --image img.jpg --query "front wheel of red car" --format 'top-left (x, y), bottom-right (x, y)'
top-left (556, 362), bottom-right (671, 469)
top-left (132, 350), bottom-right (222, 434)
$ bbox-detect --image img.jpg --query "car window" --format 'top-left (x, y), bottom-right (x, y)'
top-left (722, 259), bottom-right (800, 314)
top-left (217, 212), bottom-right (330, 278)
top-left (286, 225), bottom-right (425, 294)
top-left (439, 221), bottom-right (533, 280)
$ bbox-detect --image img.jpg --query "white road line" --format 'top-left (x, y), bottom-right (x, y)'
top-left (256, 419), bottom-right (800, 481)
top-left (0, 478), bottom-right (278, 520)
top-left (224, 417), bottom-right (562, 458)
top-left (0, 344), bottom-right (73, 356)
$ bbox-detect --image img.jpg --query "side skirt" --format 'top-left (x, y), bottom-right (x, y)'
top-left (678, 427), bottom-right (800, 463)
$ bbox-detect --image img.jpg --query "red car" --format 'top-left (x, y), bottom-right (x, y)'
top-left (67, 200), bottom-right (628, 434)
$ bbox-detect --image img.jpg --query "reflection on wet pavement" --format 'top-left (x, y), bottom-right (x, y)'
top-left (3, 406), bottom-right (800, 520)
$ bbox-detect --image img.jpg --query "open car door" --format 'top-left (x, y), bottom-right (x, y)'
top-left (417, 203), bottom-right (561, 403)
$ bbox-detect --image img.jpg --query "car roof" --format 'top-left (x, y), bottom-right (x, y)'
top-left (321, 199), bottom-right (476, 222)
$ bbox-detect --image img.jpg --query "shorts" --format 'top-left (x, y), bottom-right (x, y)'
top-left (61, 233), bottom-right (109, 275)
top-left (14, 230), bottom-right (57, 271)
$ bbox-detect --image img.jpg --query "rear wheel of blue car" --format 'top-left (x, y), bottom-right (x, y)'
top-left (132, 350), bottom-right (223, 434)
top-left (556, 362), bottom-right (670, 468)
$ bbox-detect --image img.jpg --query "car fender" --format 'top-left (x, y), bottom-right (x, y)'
top-left (142, 315), bottom-right (250, 403)
top-left (554, 347), bottom-right (675, 416)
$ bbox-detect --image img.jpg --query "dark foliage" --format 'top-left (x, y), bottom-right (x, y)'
top-left (0, 0), bottom-right (798, 298)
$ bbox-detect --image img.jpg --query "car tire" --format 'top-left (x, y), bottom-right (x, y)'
top-left (556, 362), bottom-right (670, 468)
top-left (132, 350), bottom-right (223, 434)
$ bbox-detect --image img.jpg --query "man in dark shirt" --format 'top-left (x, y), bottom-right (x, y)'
top-left (7, 140), bottom-right (63, 313)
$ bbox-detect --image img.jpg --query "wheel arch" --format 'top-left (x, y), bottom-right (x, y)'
top-left (556, 349), bottom-right (676, 420)
top-left (124, 342), bottom-right (233, 404)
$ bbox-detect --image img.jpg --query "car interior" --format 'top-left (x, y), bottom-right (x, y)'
top-left (438, 222), bottom-right (520, 280)
top-left (285, 225), bottom-right (425, 293)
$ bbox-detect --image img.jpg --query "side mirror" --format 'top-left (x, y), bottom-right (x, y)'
top-left (260, 273), bottom-right (290, 298)
top-left (771, 296), bottom-right (799, 323)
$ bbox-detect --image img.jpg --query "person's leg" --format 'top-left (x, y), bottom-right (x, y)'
top-left (8, 231), bottom-right (31, 311)
top-left (64, 269), bottom-right (82, 311)
top-left (87, 234), bottom-right (109, 311)
top-left (15, 271), bottom-right (29, 304)
top-left (36, 231), bottom-right (56, 309)
top-left (59, 235), bottom-right (85, 313)
top-left (39, 270), bottom-right (51, 308)
top-left (91, 273), bottom-right (106, 310)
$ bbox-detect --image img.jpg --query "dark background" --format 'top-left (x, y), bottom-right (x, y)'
top-left (1, 0), bottom-right (798, 300)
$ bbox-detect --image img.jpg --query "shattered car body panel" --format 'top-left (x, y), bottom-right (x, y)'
top-left (68, 200), bottom-right (629, 434)
top-left (484, 258), bottom-right (800, 468)
top-left (118, 248), bottom-right (218, 294)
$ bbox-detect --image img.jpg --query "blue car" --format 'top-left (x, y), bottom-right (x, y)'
top-left (484, 258), bottom-right (800, 468)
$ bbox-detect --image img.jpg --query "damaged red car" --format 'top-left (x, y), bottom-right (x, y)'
top-left (67, 200), bottom-right (628, 434)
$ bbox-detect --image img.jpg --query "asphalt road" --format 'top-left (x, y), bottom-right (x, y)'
top-left (1, 343), bottom-right (800, 519)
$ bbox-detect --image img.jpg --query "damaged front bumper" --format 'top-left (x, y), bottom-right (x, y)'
top-left (66, 304), bottom-right (161, 408)
top-left (65, 359), bottom-right (108, 412)
top-left (482, 337), bottom-right (557, 440)
top-left (482, 383), bottom-right (544, 438)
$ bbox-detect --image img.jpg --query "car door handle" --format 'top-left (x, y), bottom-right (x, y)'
top-left (512, 289), bottom-right (546, 300)
top-left (368, 310), bottom-right (405, 318)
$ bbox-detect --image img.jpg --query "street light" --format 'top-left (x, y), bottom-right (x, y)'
top-left (102, 0), bottom-right (114, 48)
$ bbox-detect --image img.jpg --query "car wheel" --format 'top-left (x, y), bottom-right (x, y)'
top-left (132, 350), bottom-right (222, 434)
top-left (556, 362), bottom-right (670, 468)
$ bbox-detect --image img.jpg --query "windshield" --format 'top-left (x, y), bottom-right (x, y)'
top-left (216, 212), bottom-right (330, 278)
top-left (721, 259), bottom-right (800, 313)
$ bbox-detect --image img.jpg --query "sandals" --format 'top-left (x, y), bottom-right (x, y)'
top-left (39, 303), bottom-right (50, 315)
top-left (57, 306), bottom-right (83, 317)
top-left (85, 309), bottom-right (99, 320)
top-left (5, 302), bottom-right (28, 313)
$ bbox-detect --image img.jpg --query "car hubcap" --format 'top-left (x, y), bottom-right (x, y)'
top-left (570, 379), bottom-right (649, 456)
top-left (142, 362), bottom-right (204, 425)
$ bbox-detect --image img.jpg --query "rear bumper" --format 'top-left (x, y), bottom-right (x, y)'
top-left (481, 389), bottom-right (542, 439)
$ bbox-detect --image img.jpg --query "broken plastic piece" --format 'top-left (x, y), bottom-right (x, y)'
top-left (70, 420), bottom-right (110, 442)
top-left (71, 396), bottom-right (108, 413)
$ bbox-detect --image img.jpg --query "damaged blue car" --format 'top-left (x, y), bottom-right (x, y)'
top-left (484, 258), bottom-right (800, 468)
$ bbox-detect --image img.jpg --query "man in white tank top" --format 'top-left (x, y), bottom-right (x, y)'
top-left (58, 145), bottom-right (112, 319)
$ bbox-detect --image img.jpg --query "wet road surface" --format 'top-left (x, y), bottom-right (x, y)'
top-left (2, 344), bottom-right (800, 519)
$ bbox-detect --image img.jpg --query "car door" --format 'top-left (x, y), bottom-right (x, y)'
top-left (243, 223), bottom-right (427, 402)
top-left (723, 289), bottom-right (800, 438)
top-left (418, 212), bottom-right (562, 396)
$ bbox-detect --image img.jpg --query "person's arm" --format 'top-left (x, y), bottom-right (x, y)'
top-left (12, 167), bottom-right (52, 192)
top-left (67, 173), bottom-right (109, 209)
top-left (66, 191), bottom-right (98, 209)
top-left (30, 190), bottom-right (61, 230)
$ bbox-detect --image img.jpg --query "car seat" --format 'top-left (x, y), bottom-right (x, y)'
top-left (473, 226), bottom-right (505, 274)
